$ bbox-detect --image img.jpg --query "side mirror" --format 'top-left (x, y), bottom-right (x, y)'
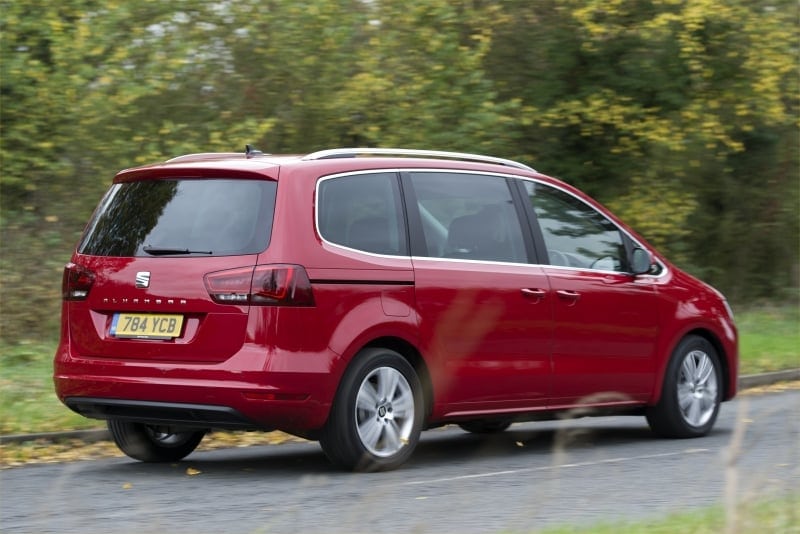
top-left (630, 247), bottom-right (652, 275)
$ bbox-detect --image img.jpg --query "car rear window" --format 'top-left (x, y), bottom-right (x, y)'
top-left (79, 178), bottom-right (277, 257)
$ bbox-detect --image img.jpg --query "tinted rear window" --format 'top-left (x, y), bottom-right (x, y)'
top-left (79, 179), bottom-right (277, 257)
top-left (317, 172), bottom-right (408, 255)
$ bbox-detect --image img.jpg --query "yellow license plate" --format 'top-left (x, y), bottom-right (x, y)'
top-left (110, 313), bottom-right (184, 340)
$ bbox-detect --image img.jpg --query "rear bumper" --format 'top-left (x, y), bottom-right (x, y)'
top-left (54, 343), bottom-right (338, 433)
top-left (64, 397), bottom-right (256, 430)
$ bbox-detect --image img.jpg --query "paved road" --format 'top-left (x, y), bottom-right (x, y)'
top-left (2, 389), bottom-right (798, 533)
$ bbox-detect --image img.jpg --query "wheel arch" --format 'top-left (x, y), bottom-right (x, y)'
top-left (653, 327), bottom-right (735, 405)
top-left (319, 336), bottom-right (429, 471)
top-left (688, 328), bottom-right (734, 402)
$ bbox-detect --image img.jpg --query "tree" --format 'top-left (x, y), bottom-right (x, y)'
top-left (0, 0), bottom-right (796, 343)
top-left (486, 0), bottom-right (799, 297)
top-left (332, 0), bottom-right (520, 153)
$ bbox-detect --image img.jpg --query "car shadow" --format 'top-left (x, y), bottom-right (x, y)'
top-left (408, 424), bottom-right (656, 466)
top-left (105, 418), bottom-right (728, 477)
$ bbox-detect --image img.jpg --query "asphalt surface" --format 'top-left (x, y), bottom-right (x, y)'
top-left (1, 385), bottom-right (798, 533)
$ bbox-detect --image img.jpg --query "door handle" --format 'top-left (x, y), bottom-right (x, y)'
top-left (556, 289), bottom-right (580, 303)
top-left (521, 288), bottom-right (547, 301)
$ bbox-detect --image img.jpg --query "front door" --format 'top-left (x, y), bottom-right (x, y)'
top-left (522, 180), bottom-right (660, 408)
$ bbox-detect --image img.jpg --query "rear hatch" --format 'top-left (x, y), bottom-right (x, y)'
top-left (64, 176), bottom-right (277, 363)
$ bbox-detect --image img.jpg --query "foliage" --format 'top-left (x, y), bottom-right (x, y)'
top-left (486, 0), bottom-right (799, 292)
top-left (332, 1), bottom-right (519, 152)
top-left (1, 0), bottom-right (797, 343)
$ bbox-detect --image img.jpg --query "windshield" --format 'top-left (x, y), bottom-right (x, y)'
top-left (79, 178), bottom-right (277, 257)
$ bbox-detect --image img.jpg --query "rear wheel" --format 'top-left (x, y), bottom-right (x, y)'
top-left (107, 420), bottom-right (206, 462)
top-left (320, 348), bottom-right (423, 472)
top-left (646, 335), bottom-right (722, 438)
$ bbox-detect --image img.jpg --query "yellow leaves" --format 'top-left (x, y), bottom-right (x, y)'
top-left (48, 18), bottom-right (64, 34)
top-left (0, 439), bottom-right (124, 468)
top-left (470, 32), bottom-right (490, 45)
top-left (740, 380), bottom-right (800, 396)
top-left (567, 0), bottom-right (794, 139)
top-left (77, 23), bottom-right (92, 42)
top-left (532, 90), bottom-right (702, 154)
top-left (572, 0), bottom-right (630, 38)
top-left (734, 104), bottom-right (750, 118)
top-left (609, 175), bottom-right (698, 257)
top-left (2, 431), bottom-right (303, 469)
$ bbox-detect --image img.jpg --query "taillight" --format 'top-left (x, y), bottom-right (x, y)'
top-left (204, 264), bottom-right (315, 306)
top-left (251, 264), bottom-right (315, 305)
top-left (62, 262), bottom-right (95, 301)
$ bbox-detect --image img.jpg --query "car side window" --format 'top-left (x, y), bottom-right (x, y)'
top-left (524, 181), bottom-right (627, 272)
top-left (410, 172), bottom-right (527, 263)
top-left (317, 172), bottom-right (408, 255)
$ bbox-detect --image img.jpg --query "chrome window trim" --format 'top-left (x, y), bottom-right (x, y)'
top-left (410, 255), bottom-right (548, 269)
top-left (313, 168), bottom-right (669, 279)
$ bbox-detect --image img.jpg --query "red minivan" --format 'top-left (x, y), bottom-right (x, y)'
top-left (55, 147), bottom-right (738, 471)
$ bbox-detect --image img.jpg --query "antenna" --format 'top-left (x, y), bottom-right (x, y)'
top-left (245, 144), bottom-right (264, 158)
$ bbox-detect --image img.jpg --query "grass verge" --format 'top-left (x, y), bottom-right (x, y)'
top-left (540, 492), bottom-right (799, 534)
top-left (1, 304), bottom-right (797, 435)
top-left (0, 340), bottom-right (92, 434)
top-left (735, 303), bottom-right (800, 373)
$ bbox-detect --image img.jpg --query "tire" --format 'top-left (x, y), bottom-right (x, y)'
top-left (320, 348), bottom-right (424, 472)
top-left (107, 420), bottom-right (206, 462)
top-left (458, 420), bottom-right (512, 434)
top-left (646, 335), bottom-right (722, 438)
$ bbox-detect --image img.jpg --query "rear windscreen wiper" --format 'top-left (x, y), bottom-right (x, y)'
top-left (143, 245), bottom-right (213, 256)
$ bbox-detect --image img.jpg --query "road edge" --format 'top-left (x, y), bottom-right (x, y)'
top-left (3, 369), bottom-right (799, 445)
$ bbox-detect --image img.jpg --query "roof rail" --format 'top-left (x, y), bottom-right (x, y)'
top-left (165, 152), bottom-right (243, 163)
top-left (302, 148), bottom-right (535, 172)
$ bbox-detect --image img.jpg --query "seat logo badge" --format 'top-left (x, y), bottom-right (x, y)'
top-left (135, 272), bottom-right (151, 289)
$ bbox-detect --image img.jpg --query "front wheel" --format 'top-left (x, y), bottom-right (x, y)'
top-left (646, 335), bottom-right (722, 438)
top-left (107, 420), bottom-right (206, 462)
top-left (320, 348), bottom-right (424, 472)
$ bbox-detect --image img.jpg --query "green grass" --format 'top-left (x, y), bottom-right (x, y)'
top-left (0, 340), bottom-right (93, 434)
top-left (1, 304), bottom-right (797, 435)
top-left (735, 303), bottom-right (800, 373)
top-left (539, 492), bottom-right (799, 534)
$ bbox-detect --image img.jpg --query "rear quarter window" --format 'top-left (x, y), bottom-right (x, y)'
top-left (79, 178), bottom-right (277, 257)
top-left (317, 172), bottom-right (408, 256)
